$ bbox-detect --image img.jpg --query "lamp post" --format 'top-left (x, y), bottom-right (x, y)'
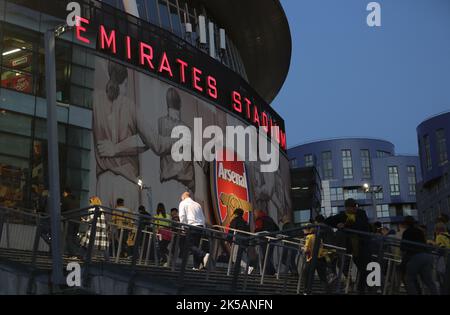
top-left (363, 183), bottom-right (383, 222)
top-left (44, 23), bottom-right (72, 287)
top-left (137, 177), bottom-right (153, 215)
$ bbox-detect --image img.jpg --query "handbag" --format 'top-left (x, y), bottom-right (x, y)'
top-left (159, 228), bottom-right (173, 241)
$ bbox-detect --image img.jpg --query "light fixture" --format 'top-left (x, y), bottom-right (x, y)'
top-left (2, 48), bottom-right (21, 56)
top-left (137, 177), bottom-right (144, 190)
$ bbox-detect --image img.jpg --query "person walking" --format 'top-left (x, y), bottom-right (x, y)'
top-left (229, 208), bottom-right (254, 274)
top-left (430, 222), bottom-right (450, 294)
top-left (324, 198), bottom-right (371, 294)
top-left (401, 216), bottom-right (438, 295)
top-left (112, 198), bottom-right (134, 258)
top-left (179, 192), bottom-right (209, 270)
top-left (280, 214), bottom-right (299, 276)
top-left (80, 196), bottom-right (109, 258)
top-left (303, 225), bottom-right (330, 294)
top-left (155, 203), bottom-right (172, 265)
top-left (254, 209), bottom-right (279, 276)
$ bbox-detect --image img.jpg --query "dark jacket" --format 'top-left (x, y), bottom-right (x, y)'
top-left (324, 209), bottom-right (370, 257)
top-left (229, 215), bottom-right (250, 235)
top-left (401, 226), bottom-right (427, 263)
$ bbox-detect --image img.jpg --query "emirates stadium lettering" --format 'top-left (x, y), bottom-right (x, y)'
top-left (217, 162), bottom-right (247, 189)
top-left (74, 16), bottom-right (287, 151)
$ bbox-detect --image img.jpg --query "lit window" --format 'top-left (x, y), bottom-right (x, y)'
top-left (342, 150), bottom-right (353, 179)
top-left (376, 204), bottom-right (390, 218)
top-left (361, 150), bottom-right (372, 179)
top-left (388, 166), bottom-right (400, 196)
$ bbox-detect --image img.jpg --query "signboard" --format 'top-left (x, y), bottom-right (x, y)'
top-left (1, 74), bottom-right (32, 93)
top-left (211, 148), bottom-right (253, 231)
top-left (72, 9), bottom-right (287, 151)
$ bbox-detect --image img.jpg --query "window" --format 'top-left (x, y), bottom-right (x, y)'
top-left (305, 154), bottom-right (314, 167)
top-left (294, 210), bottom-right (311, 224)
top-left (436, 129), bottom-right (448, 166)
top-left (147, 0), bottom-right (160, 25)
top-left (342, 150), bottom-right (353, 179)
top-left (361, 150), bottom-right (372, 179)
top-left (407, 166), bottom-right (417, 196)
top-left (376, 151), bottom-right (391, 158)
top-left (158, 0), bottom-right (171, 30)
top-left (1, 24), bottom-right (39, 95)
top-left (376, 204), bottom-right (390, 218)
top-left (344, 188), bottom-right (367, 200)
top-left (375, 191), bottom-right (384, 200)
top-left (322, 151), bottom-right (333, 179)
top-left (388, 166), bottom-right (400, 196)
top-left (290, 159), bottom-right (298, 169)
top-left (330, 188), bottom-right (344, 201)
top-left (423, 135), bottom-right (432, 170)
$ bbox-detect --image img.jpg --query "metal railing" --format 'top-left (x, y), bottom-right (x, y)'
top-left (1, 205), bottom-right (449, 295)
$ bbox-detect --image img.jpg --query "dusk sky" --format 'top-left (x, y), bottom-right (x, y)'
top-left (273, 0), bottom-right (450, 155)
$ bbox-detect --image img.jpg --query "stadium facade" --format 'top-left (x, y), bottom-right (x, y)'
top-left (0, 0), bottom-right (292, 226)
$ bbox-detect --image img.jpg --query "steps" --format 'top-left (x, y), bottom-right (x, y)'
top-left (0, 248), bottom-right (334, 295)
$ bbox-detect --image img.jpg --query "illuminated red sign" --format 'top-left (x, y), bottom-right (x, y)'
top-left (74, 16), bottom-right (287, 150)
top-left (210, 148), bottom-right (253, 232)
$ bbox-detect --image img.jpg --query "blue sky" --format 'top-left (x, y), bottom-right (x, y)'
top-left (273, 0), bottom-right (450, 155)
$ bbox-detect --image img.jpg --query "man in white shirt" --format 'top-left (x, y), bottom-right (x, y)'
top-left (178, 192), bottom-right (209, 270)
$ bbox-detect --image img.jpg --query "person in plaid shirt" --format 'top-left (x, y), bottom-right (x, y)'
top-left (80, 196), bottom-right (109, 255)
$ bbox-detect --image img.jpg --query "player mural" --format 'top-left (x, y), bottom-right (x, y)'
top-left (89, 57), bottom-right (291, 225)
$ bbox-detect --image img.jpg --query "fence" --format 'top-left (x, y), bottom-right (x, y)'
top-left (0, 205), bottom-right (449, 295)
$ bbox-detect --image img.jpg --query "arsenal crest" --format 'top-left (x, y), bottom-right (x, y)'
top-left (210, 148), bottom-right (253, 231)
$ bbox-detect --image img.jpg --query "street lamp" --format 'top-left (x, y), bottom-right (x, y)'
top-left (137, 177), bottom-right (153, 215)
top-left (363, 183), bottom-right (383, 221)
top-left (44, 23), bottom-right (73, 287)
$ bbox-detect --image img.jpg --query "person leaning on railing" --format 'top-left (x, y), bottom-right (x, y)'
top-left (324, 198), bottom-right (371, 295)
top-left (400, 216), bottom-right (438, 295)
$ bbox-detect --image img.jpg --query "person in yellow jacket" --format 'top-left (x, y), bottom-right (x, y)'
top-left (430, 222), bottom-right (450, 294)
top-left (112, 198), bottom-right (135, 258)
top-left (154, 203), bottom-right (172, 265)
top-left (303, 226), bottom-right (330, 294)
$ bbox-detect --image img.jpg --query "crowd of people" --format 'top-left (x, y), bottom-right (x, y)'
top-left (38, 188), bottom-right (450, 295)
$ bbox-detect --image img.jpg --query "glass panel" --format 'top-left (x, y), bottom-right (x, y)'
top-left (147, 0), bottom-right (160, 25)
top-left (34, 119), bottom-right (67, 144)
top-left (158, 0), bottom-right (171, 30)
top-left (135, 0), bottom-right (148, 20)
top-left (0, 133), bottom-right (31, 158)
top-left (0, 68), bottom-right (33, 94)
top-left (169, 3), bottom-right (182, 36)
top-left (66, 168), bottom-right (90, 191)
top-left (67, 127), bottom-right (91, 150)
top-left (0, 155), bottom-right (29, 208)
top-left (0, 110), bottom-right (32, 136)
top-left (67, 147), bottom-right (90, 170)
